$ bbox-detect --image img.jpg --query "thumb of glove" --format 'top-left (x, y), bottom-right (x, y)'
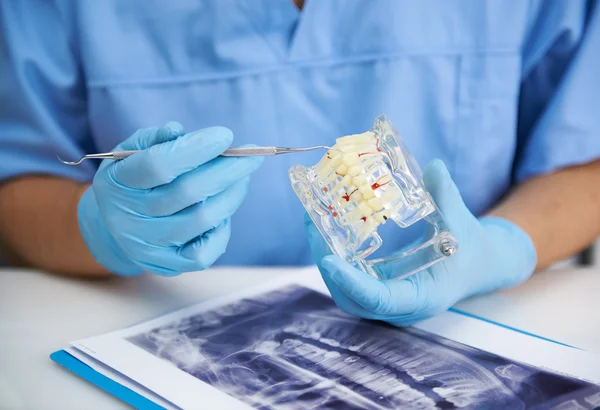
top-left (422, 159), bottom-right (477, 235)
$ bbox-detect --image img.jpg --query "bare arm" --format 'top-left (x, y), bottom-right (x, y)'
top-left (0, 176), bottom-right (111, 278)
top-left (489, 160), bottom-right (600, 270)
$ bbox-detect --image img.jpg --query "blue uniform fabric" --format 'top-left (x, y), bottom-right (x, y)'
top-left (1, 0), bottom-right (599, 267)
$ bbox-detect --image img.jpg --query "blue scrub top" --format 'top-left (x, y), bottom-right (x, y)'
top-left (1, 1), bottom-right (599, 266)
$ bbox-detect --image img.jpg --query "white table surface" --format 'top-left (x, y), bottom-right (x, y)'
top-left (1, 265), bottom-right (599, 410)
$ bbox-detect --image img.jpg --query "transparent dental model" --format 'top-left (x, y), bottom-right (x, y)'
top-left (289, 115), bottom-right (457, 280)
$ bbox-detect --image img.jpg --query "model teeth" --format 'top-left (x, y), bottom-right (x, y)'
top-left (352, 174), bottom-right (367, 186)
top-left (347, 165), bottom-right (362, 176)
top-left (313, 131), bottom-right (400, 241)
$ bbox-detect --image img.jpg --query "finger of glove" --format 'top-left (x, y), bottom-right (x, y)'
top-left (423, 159), bottom-right (473, 228)
top-left (141, 178), bottom-right (251, 246)
top-left (116, 121), bottom-right (185, 151)
top-left (320, 255), bottom-right (418, 317)
top-left (111, 126), bottom-right (234, 190)
top-left (144, 155), bottom-right (262, 217)
top-left (304, 216), bottom-right (403, 320)
top-left (125, 220), bottom-right (231, 276)
top-left (176, 219), bottom-right (231, 272)
top-left (376, 234), bottom-right (428, 280)
top-left (123, 244), bottom-right (185, 277)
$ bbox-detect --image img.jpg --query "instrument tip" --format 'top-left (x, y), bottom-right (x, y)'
top-left (57, 155), bottom-right (82, 165)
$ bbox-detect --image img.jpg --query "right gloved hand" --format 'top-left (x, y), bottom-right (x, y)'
top-left (78, 122), bottom-right (263, 276)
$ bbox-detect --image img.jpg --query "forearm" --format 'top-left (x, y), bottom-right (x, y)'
top-left (0, 176), bottom-right (111, 278)
top-left (489, 160), bottom-right (600, 270)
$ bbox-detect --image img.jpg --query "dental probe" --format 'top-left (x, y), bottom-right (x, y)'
top-left (57, 146), bottom-right (332, 165)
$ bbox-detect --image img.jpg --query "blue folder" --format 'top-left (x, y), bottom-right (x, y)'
top-left (49, 308), bottom-right (574, 410)
top-left (50, 349), bottom-right (166, 410)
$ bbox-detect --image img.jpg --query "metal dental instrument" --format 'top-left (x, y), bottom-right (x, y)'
top-left (57, 146), bottom-right (332, 165)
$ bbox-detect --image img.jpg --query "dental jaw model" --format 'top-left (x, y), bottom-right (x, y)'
top-left (289, 115), bottom-right (457, 280)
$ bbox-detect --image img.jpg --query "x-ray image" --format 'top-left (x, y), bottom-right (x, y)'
top-left (126, 285), bottom-right (600, 410)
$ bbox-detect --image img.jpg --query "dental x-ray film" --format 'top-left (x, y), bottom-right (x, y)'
top-left (70, 276), bottom-right (600, 410)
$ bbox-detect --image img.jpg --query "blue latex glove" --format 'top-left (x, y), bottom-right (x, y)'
top-left (78, 122), bottom-right (263, 276)
top-left (307, 159), bottom-right (537, 326)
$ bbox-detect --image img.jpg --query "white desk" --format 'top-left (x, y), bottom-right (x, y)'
top-left (1, 266), bottom-right (599, 410)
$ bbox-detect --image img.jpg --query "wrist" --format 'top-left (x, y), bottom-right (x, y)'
top-left (78, 187), bottom-right (143, 276)
top-left (479, 215), bottom-right (538, 287)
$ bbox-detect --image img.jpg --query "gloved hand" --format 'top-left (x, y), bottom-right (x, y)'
top-left (307, 159), bottom-right (537, 326)
top-left (78, 122), bottom-right (263, 276)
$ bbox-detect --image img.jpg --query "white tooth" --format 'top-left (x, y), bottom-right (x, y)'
top-left (353, 174), bottom-right (367, 186)
top-left (328, 154), bottom-right (342, 168)
top-left (367, 197), bottom-right (383, 211)
top-left (360, 187), bottom-right (375, 199)
top-left (358, 202), bottom-right (373, 216)
top-left (380, 184), bottom-right (400, 200)
top-left (343, 153), bottom-right (360, 165)
top-left (335, 164), bottom-right (348, 175)
top-left (348, 345), bottom-right (363, 352)
top-left (340, 174), bottom-right (352, 186)
top-left (358, 184), bottom-right (373, 195)
top-left (314, 164), bottom-right (332, 180)
top-left (336, 131), bottom-right (376, 145)
top-left (337, 143), bottom-right (376, 153)
top-left (348, 165), bottom-right (362, 176)
top-left (319, 337), bottom-right (341, 347)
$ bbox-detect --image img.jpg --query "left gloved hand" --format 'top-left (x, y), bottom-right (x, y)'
top-left (306, 159), bottom-right (537, 327)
